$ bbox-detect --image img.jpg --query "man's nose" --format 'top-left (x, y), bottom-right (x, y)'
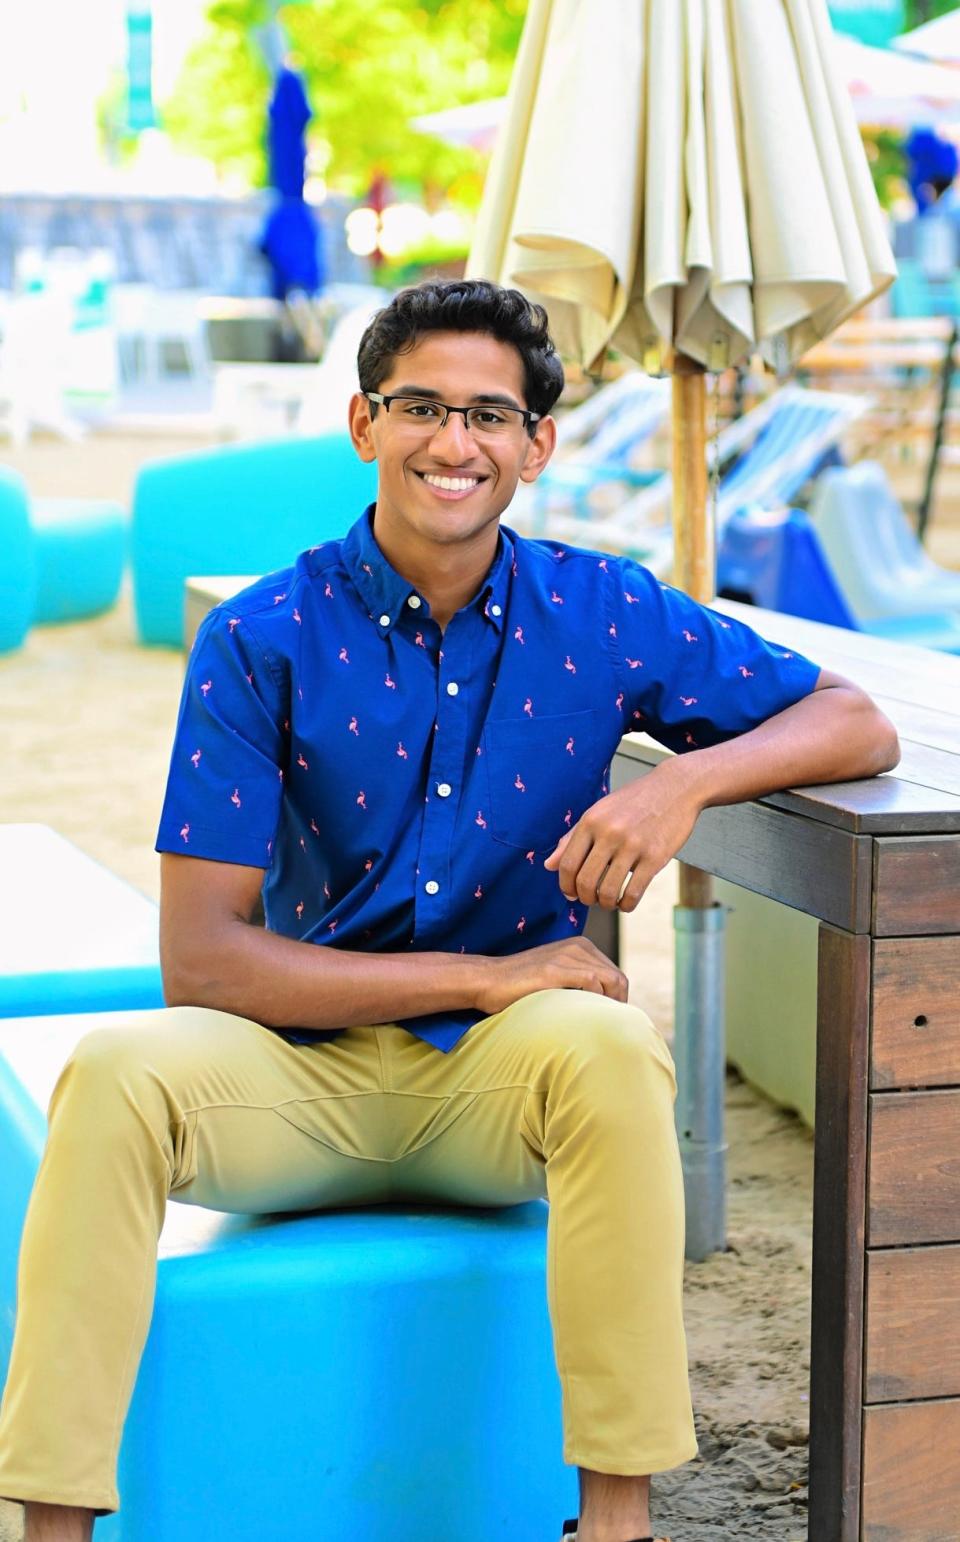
top-left (429, 410), bottom-right (479, 459)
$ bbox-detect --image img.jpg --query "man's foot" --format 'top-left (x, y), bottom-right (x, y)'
top-left (560, 1521), bottom-right (670, 1542)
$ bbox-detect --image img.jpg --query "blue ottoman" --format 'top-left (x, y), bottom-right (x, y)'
top-left (131, 434), bottom-right (378, 647)
top-left (31, 498), bottom-right (126, 624)
top-left (0, 1013), bottom-right (575, 1541)
top-left (0, 468), bottom-right (38, 654)
top-left (0, 825), bottom-right (163, 1018)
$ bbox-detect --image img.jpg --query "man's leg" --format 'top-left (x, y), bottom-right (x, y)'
top-left (0, 1008), bottom-right (390, 1533)
top-left (381, 989), bottom-right (695, 1542)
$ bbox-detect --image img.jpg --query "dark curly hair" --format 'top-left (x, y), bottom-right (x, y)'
top-left (357, 279), bottom-right (565, 434)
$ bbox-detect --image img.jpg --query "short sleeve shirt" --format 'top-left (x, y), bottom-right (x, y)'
top-left (157, 505), bottom-right (821, 1051)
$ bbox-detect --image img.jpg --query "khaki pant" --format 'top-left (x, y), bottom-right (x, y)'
top-left (0, 988), bottom-right (697, 1514)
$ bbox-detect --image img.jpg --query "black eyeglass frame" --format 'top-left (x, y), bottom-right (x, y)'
top-left (363, 391), bottom-right (541, 433)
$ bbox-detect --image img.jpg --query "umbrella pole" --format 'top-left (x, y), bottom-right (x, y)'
top-left (671, 353), bottom-right (728, 1261)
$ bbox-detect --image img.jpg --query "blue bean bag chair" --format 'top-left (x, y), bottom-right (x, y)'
top-left (131, 433), bottom-right (378, 647)
top-left (0, 468), bottom-right (126, 646)
top-left (0, 468), bottom-right (38, 654)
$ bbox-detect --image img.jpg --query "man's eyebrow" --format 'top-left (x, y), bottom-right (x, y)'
top-left (391, 385), bottom-right (526, 411)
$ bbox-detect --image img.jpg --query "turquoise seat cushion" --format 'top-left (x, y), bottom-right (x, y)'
top-left (0, 467), bottom-right (38, 653)
top-left (31, 498), bottom-right (127, 624)
top-left (131, 433), bottom-right (378, 646)
top-left (0, 1011), bottom-right (574, 1541)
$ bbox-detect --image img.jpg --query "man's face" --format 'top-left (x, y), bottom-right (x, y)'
top-left (349, 330), bottom-right (556, 552)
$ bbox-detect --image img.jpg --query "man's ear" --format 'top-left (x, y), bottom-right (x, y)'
top-left (348, 391), bottom-right (378, 463)
top-left (518, 414), bottom-right (558, 484)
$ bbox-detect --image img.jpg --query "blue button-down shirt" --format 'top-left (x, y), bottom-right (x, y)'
top-left (157, 505), bottom-right (821, 1051)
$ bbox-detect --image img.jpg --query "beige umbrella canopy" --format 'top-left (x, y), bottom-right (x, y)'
top-left (468, 0), bottom-right (897, 382)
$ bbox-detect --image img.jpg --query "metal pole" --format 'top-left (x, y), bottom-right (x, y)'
top-left (917, 319), bottom-right (957, 544)
top-left (673, 902), bottom-right (728, 1261)
top-left (670, 352), bottom-right (727, 1258)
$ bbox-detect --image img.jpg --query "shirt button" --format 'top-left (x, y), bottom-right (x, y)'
top-left (424, 879), bottom-right (440, 895)
top-left (436, 782), bottom-right (452, 798)
top-left (379, 613), bottom-right (391, 627)
top-left (490, 604), bottom-right (502, 617)
top-left (446, 681), bottom-right (459, 696)
top-left (407, 595), bottom-right (422, 609)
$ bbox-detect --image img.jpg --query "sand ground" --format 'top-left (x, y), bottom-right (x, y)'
top-left (1, 422), bottom-right (957, 1541)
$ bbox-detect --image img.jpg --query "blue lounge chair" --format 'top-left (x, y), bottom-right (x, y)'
top-left (717, 505), bottom-right (960, 654)
top-left (131, 432), bottom-right (378, 647)
top-left (809, 460), bottom-right (960, 622)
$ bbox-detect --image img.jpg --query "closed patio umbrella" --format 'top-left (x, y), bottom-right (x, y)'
top-left (467, 0), bottom-right (896, 1258)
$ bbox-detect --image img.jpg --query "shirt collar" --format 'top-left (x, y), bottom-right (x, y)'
top-left (341, 505), bottom-right (512, 635)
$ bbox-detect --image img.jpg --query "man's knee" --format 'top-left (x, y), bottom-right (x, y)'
top-left (514, 988), bottom-right (676, 1084)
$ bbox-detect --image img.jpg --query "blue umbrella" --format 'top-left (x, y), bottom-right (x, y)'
top-left (260, 65), bottom-right (324, 299)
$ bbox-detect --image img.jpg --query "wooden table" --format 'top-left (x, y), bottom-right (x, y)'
top-left (186, 578), bottom-right (960, 1541)
top-left (593, 602), bottom-right (960, 1542)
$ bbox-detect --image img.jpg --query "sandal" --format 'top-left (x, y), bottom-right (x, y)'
top-left (559, 1521), bottom-right (671, 1542)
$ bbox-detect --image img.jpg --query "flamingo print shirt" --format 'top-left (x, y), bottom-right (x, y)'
top-left (157, 505), bottom-right (820, 1051)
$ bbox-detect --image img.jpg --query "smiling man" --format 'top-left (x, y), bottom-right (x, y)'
top-left (0, 281), bottom-right (899, 1542)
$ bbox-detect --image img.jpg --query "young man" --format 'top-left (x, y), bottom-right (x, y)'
top-left (0, 280), bottom-right (899, 1542)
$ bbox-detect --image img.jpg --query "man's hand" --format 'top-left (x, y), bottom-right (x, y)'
top-left (543, 765), bottom-right (702, 913)
top-left (473, 937), bottom-right (629, 1017)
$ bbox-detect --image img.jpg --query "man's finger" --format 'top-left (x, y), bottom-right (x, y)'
top-left (554, 824), bottom-right (594, 901)
top-left (617, 863), bottom-right (655, 913)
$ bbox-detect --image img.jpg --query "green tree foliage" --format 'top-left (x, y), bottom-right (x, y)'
top-left (163, 0), bottom-right (527, 203)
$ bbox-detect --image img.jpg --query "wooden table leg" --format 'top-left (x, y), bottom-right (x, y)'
top-left (808, 925), bottom-right (871, 1542)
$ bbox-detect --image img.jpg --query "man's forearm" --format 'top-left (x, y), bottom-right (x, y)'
top-left (663, 683), bottom-right (900, 813)
top-left (163, 920), bottom-right (489, 1031)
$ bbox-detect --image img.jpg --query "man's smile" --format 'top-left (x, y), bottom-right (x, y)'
top-left (414, 469), bottom-right (489, 500)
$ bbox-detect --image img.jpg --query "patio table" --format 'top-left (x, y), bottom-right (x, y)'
top-left (185, 577), bottom-right (960, 1542)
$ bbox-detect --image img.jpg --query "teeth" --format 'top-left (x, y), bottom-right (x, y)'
top-left (423, 475), bottom-right (479, 491)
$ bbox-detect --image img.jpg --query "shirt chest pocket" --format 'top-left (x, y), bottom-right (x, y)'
top-left (481, 708), bottom-right (606, 852)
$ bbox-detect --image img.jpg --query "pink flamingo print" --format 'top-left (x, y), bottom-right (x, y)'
top-left (682, 629), bottom-right (699, 643)
top-left (327, 920), bottom-right (338, 933)
top-left (514, 773), bottom-right (526, 792)
top-left (550, 590), bottom-right (564, 605)
top-left (415, 631), bottom-right (425, 647)
top-left (246, 672), bottom-right (254, 685)
top-left (278, 768), bottom-right (284, 783)
top-left (311, 818), bottom-right (320, 835)
top-left (609, 622), bottom-right (617, 638)
top-left (228, 618), bottom-right (240, 633)
top-left (511, 559), bottom-right (519, 577)
top-left (717, 619), bottom-right (731, 629)
top-left (632, 709), bottom-right (645, 722)
top-left (180, 823), bottom-right (190, 843)
top-left (293, 608), bottom-right (302, 625)
top-left (357, 791), bottom-right (367, 809)
top-left (296, 901), bottom-right (304, 921)
top-left (299, 837), bottom-right (306, 851)
top-left (364, 858), bottom-right (373, 872)
top-left (523, 697), bottom-right (533, 717)
top-left (564, 656), bottom-right (577, 674)
top-left (200, 679), bottom-right (212, 696)
top-left (385, 672), bottom-right (396, 689)
top-left (323, 881), bottom-right (331, 898)
top-left (624, 590), bottom-right (640, 604)
top-left (297, 753), bottom-right (309, 770)
top-left (476, 744), bottom-right (482, 757)
top-left (273, 593), bottom-right (287, 604)
top-left (517, 916), bottom-right (526, 933)
top-left (526, 851), bottom-right (535, 863)
top-left (598, 559), bottom-right (609, 572)
top-left (625, 657), bottom-right (643, 669)
top-left (568, 908), bottom-right (579, 926)
top-left (284, 719), bottom-right (290, 732)
top-left (474, 884), bottom-right (483, 898)
top-left (190, 749), bottom-right (202, 768)
top-left (514, 625), bottom-right (525, 644)
top-left (615, 692), bottom-right (624, 711)
top-left (396, 742), bottom-right (408, 759)
top-left (738, 665), bottom-right (755, 678)
top-left (680, 695), bottom-right (698, 707)
top-left (267, 840), bottom-right (273, 857)
top-left (685, 732), bottom-right (698, 747)
top-left (362, 562), bottom-right (373, 576)
top-left (563, 809), bottom-right (573, 827)
top-left (348, 717), bottom-right (359, 735)
top-left (602, 779), bottom-right (609, 795)
top-left (475, 810), bottom-right (488, 829)
top-left (566, 737), bottom-right (575, 755)
top-left (338, 648), bottom-right (350, 663)
top-left (324, 582), bottom-right (333, 598)
top-left (230, 788), bottom-right (241, 808)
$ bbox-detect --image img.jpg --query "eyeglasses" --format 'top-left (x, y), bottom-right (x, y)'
top-left (363, 392), bottom-right (540, 438)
